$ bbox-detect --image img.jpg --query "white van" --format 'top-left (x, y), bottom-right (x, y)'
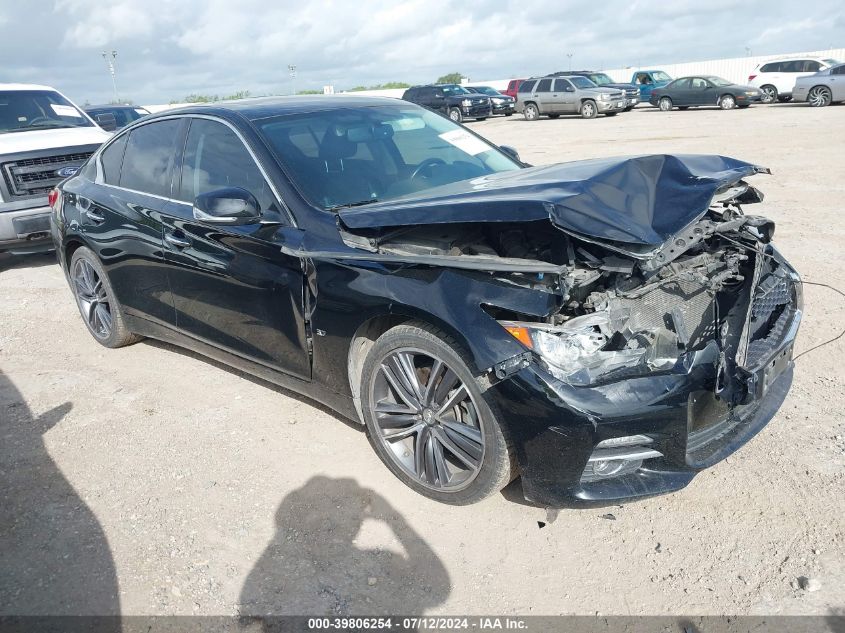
top-left (1, 84), bottom-right (111, 254)
top-left (748, 56), bottom-right (841, 103)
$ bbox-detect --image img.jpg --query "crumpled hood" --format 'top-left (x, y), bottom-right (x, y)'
top-left (338, 154), bottom-right (768, 246)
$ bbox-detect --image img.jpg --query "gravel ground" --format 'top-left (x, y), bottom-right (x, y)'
top-left (1, 102), bottom-right (843, 618)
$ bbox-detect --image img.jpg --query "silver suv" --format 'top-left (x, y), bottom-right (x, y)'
top-left (516, 75), bottom-right (626, 120)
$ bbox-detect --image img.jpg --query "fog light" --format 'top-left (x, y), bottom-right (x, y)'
top-left (581, 458), bottom-right (643, 483)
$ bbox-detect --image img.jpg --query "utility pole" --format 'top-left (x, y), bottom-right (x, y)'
top-left (288, 64), bottom-right (297, 95)
top-left (566, 53), bottom-right (573, 71)
top-left (101, 50), bottom-right (119, 103)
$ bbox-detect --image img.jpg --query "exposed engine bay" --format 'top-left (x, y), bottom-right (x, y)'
top-left (340, 179), bottom-right (800, 400)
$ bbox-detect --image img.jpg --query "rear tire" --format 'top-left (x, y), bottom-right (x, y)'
top-left (759, 85), bottom-right (778, 104)
top-left (361, 322), bottom-right (514, 505)
top-left (448, 107), bottom-right (463, 123)
top-left (523, 102), bottom-right (539, 121)
top-left (69, 246), bottom-right (141, 348)
top-left (580, 100), bottom-right (597, 119)
top-left (658, 96), bottom-right (673, 111)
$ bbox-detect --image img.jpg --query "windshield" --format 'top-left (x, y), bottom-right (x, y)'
top-left (570, 76), bottom-right (597, 89)
top-left (589, 74), bottom-right (612, 86)
top-left (440, 84), bottom-right (469, 95)
top-left (652, 71), bottom-right (672, 82)
top-left (0, 90), bottom-right (93, 134)
top-left (258, 104), bottom-right (521, 210)
top-left (823, 58), bottom-right (841, 65)
top-left (705, 76), bottom-right (733, 86)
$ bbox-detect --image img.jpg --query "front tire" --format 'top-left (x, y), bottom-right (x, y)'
top-left (658, 96), bottom-right (673, 111)
top-left (361, 322), bottom-right (514, 505)
top-left (580, 100), bottom-right (597, 119)
top-left (448, 107), bottom-right (463, 123)
top-left (808, 86), bottom-right (832, 107)
top-left (69, 246), bottom-right (141, 348)
top-left (719, 94), bottom-right (736, 110)
top-left (523, 102), bottom-right (539, 121)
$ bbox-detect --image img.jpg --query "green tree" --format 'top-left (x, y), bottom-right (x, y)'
top-left (296, 89), bottom-right (323, 95)
top-left (223, 90), bottom-right (251, 100)
top-left (435, 72), bottom-right (463, 84)
top-left (182, 94), bottom-right (219, 103)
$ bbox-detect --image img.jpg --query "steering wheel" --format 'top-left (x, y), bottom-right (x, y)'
top-left (411, 157), bottom-right (446, 180)
top-left (26, 116), bottom-right (51, 126)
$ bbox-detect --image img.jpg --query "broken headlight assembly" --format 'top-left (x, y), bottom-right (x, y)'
top-left (499, 312), bottom-right (680, 386)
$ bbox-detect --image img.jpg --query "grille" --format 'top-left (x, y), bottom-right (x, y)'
top-left (2, 151), bottom-right (93, 199)
top-left (625, 88), bottom-right (638, 98)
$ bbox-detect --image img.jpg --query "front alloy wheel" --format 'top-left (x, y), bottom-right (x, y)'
top-left (580, 100), bottom-right (597, 119)
top-left (361, 323), bottom-right (513, 504)
top-left (448, 107), bottom-right (463, 122)
top-left (719, 94), bottom-right (736, 110)
top-left (808, 86), bottom-right (832, 107)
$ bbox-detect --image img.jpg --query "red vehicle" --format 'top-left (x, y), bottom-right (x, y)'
top-left (504, 78), bottom-right (526, 99)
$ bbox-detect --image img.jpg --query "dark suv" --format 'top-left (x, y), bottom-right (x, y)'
top-left (402, 84), bottom-right (491, 122)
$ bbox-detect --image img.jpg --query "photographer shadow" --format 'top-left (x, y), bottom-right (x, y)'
top-left (239, 476), bottom-right (449, 621)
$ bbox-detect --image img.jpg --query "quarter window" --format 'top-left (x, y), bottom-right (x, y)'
top-left (100, 133), bottom-right (127, 185)
top-left (119, 120), bottom-right (181, 197)
top-left (518, 80), bottom-right (536, 93)
top-left (179, 118), bottom-right (276, 213)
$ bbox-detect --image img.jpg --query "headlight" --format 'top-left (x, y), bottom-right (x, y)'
top-left (745, 91), bottom-right (757, 96)
top-left (598, 93), bottom-right (611, 101)
top-left (492, 97), bottom-right (503, 104)
top-left (461, 99), bottom-right (472, 107)
top-left (499, 312), bottom-right (678, 385)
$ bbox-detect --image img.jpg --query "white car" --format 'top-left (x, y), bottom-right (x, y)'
top-left (0, 84), bottom-right (111, 254)
top-left (748, 56), bottom-right (841, 104)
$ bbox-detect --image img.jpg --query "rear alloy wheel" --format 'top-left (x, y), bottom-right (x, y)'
top-left (448, 107), bottom-right (463, 123)
top-left (759, 85), bottom-right (778, 104)
top-left (580, 100), bottom-right (597, 119)
top-left (523, 103), bottom-right (539, 121)
top-left (659, 96), bottom-right (673, 111)
top-left (361, 323), bottom-right (513, 504)
top-left (719, 94), bottom-right (736, 110)
top-left (808, 86), bottom-right (832, 107)
top-left (70, 246), bottom-right (140, 348)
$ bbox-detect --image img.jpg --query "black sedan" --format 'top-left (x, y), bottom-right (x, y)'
top-left (464, 86), bottom-right (515, 115)
top-left (650, 76), bottom-right (762, 110)
top-left (85, 104), bottom-right (150, 130)
top-left (50, 96), bottom-right (801, 506)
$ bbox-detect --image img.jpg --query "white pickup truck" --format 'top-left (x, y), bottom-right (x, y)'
top-left (1, 83), bottom-right (111, 254)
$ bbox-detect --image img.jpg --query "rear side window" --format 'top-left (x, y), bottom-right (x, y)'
top-left (518, 80), bottom-right (536, 93)
top-left (536, 78), bottom-right (552, 92)
top-left (119, 120), bottom-right (181, 197)
top-left (100, 133), bottom-right (128, 185)
top-left (179, 118), bottom-right (276, 213)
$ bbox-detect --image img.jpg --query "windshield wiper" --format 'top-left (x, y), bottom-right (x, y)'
top-left (326, 198), bottom-right (380, 212)
top-left (24, 122), bottom-right (81, 130)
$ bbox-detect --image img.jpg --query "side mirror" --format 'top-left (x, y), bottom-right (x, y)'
top-left (565, 86), bottom-right (575, 92)
top-left (499, 145), bottom-right (521, 163)
top-left (193, 187), bottom-right (261, 225)
top-left (94, 113), bottom-right (117, 131)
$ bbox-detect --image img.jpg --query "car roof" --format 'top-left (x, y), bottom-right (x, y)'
top-left (0, 83), bottom-right (58, 91)
top-left (151, 95), bottom-right (412, 122)
top-left (763, 55), bottom-right (828, 62)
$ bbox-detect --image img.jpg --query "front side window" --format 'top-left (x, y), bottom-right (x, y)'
top-left (179, 118), bottom-right (276, 213)
top-left (691, 78), bottom-right (709, 90)
top-left (0, 90), bottom-right (94, 134)
top-left (119, 119), bottom-right (181, 197)
top-left (258, 104), bottom-right (520, 210)
top-left (554, 79), bottom-right (573, 92)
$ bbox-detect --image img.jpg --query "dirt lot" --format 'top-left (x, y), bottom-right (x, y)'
top-left (1, 103), bottom-right (844, 618)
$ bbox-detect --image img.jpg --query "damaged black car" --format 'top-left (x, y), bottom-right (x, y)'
top-left (49, 96), bottom-right (802, 506)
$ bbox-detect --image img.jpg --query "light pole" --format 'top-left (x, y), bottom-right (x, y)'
top-left (745, 47), bottom-right (752, 57)
top-left (288, 64), bottom-right (297, 95)
top-left (566, 53), bottom-right (573, 71)
top-left (101, 50), bottom-right (119, 103)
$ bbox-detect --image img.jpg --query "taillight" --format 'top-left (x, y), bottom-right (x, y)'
top-left (748, 74), bottom-right (757, 82)
top-left (48, 188), bottom-right (59, 208)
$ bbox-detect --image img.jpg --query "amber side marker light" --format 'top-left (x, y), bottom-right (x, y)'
top-left (504, 325), bottom-right (533, 349)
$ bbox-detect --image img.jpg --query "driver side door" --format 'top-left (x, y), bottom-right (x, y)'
top-left (159, 116), bottom-right (311, 380)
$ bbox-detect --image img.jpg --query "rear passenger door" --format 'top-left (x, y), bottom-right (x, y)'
top-left (671, 78), bottom-right (693, 105)
top-left (159, 116), bottom-right (311, 380)
top-left (80, 119), bottom-right (183, 330)
top-left (532, 78), bottom-right (553, 113)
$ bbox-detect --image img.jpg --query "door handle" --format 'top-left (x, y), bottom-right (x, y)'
top-left (85, 208), bottom-right (105, 223)
top-left (164, 232), bottom-right (192, 249)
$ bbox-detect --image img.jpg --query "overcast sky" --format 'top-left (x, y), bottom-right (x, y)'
top-left (1, 0), bottom-right (843, 105)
